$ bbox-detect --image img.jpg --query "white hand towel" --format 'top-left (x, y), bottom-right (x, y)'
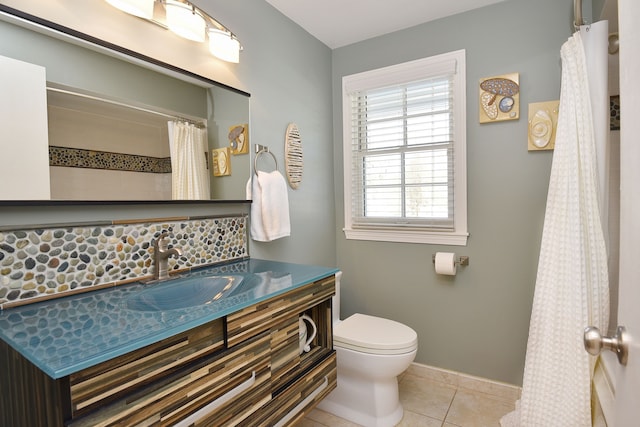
top-left (246, 177), bottom-right (267, 241)
top-left (246, 171), bottom-right (290, 242)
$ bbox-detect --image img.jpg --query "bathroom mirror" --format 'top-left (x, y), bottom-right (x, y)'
top-left (0, 7), bottom-right (251, 203)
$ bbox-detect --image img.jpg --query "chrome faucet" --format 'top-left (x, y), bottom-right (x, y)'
top-left (153, 231), bottom-right (182, 281)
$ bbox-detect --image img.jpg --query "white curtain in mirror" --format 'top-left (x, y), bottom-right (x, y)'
top-left (168, 121), bottom-right (210, 200)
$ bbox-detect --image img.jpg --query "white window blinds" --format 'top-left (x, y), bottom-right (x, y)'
top-left (349, 76), bottom-right (454, 229)
top-left (342, 50), bottom-right (467, 245)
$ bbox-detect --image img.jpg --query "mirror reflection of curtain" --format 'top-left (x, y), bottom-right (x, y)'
top-left (168, 120), bottom-right (210, 199)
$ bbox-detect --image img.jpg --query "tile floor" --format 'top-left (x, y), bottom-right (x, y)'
top-left (299, 363), bottom-right (521, 427)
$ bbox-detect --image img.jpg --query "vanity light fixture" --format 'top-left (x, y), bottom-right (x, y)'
top-left (105, 0), bottom-right (242, 63)
top-left (208, 29), bottom-right (240, 63)
top-left (105, 0), bottom-right (155, 20)
top-left (164, 0), bottom-right (206, 42)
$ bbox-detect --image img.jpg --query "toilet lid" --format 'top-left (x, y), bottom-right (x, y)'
top-left (334, 313), bottom-right (418, 355)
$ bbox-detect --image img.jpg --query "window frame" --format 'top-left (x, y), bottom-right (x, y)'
top-left (342, 50), bottom-right (468, 245)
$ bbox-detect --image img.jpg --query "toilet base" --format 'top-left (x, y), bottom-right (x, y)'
top-left (316, 370), bottom-right (404, 427)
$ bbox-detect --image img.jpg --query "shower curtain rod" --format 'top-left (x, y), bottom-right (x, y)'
top-left (572, 0), bottom-right (619, 55)
top-left (46, 86), bottom-right (206, 128)
top-left (574, 0), bottom-right (584, 28)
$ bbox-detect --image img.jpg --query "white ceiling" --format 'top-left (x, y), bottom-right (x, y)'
top-left (264, 0), bottom-right (509, 49)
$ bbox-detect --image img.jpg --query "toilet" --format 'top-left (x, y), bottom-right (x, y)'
top-left (317, 272), bottom-right (418, 427)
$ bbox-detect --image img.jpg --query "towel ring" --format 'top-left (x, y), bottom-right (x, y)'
top-left (254, 148), bottom-right (278, 176)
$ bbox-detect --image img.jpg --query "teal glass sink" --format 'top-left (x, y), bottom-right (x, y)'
top-left (125, 275), bottom-right (244, 311)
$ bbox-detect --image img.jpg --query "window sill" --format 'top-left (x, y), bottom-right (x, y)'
top-left (343, 227), bottom-right (468, 246)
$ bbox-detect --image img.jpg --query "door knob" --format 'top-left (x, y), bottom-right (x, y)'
top-left (584, 325), bottom-right (628, 365)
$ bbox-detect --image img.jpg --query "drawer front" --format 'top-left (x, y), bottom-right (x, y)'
top-left (68, 332), bottom-right (271, 427)
top-left (69, 319), bottom-right (224, 418)
top-left (244, 352), bottom-right (337, 427)
top-left (227, 275), bottom-right (335, 348)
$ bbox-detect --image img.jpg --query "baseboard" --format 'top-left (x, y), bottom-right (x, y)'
top-left (405, 362), bottom-right (521, 403)
top-left (404, 359), bottom-right (612, 426)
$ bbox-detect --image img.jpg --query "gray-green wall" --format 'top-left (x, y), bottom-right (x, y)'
top-left (196, 0), bottom-right (336, 267)
top-left (332, 0), bottom-right (573, 385)
top-left (1, 0), bottom-right (579, 385)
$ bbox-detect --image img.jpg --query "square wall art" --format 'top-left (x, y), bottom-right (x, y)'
top-left (479, 72), bottom-right (520, 123)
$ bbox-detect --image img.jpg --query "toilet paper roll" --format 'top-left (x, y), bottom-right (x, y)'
top-left (434, 252), bottom-right (457, 276)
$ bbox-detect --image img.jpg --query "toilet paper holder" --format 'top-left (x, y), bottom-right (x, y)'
top-left (432, 254), bottom-right (469, 266)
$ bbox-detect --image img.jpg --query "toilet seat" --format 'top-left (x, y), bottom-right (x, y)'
top-left (334, 313), bottom-right (418, 355)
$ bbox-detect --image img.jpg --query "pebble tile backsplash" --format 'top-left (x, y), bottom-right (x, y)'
top-left (0, 215), bottom-right (247, 308)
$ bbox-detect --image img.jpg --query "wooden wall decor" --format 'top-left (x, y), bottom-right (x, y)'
top-left (284, 123), bottom-right (303, 189)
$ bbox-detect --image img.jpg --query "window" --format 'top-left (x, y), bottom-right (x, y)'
top-left (342, 50), bottom-right (467, 245)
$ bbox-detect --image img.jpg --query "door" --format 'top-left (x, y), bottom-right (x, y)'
top-left (611, 0), bottom-right (640, 424)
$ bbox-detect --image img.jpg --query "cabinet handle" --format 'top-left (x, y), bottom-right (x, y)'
top-left (273, 376), bottom-right (328, 427)
top-left (172, 371), bottom-right (256, 427)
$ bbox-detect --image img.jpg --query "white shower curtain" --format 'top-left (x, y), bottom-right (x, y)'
top-left (168, 120), bottom-right (210, 200)
top-left (501, 26), bottom-right (609, 427)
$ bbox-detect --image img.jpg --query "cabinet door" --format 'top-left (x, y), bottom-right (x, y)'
top-left (0, 55), bottom-right (50, 199)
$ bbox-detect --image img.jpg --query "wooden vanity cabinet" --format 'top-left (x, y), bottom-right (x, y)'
top-left (0, 274), bottom-right (336, 427)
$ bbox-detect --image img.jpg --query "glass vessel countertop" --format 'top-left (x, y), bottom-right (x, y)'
top-left (0, 259), bottom-right (338, 378)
